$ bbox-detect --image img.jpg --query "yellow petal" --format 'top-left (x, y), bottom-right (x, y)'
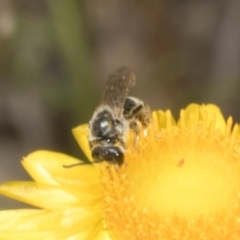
top-left (154, 110), bottom-right (176, 128)
top-left (93, 230), bottom-right (113, 240)
top-left (179, 103), bottom-right (200, 127)
top-left (22, 151), bottom-right (100, 192)
top-left (0, 208), bottom-right (101, 239)
top-left (0, 208), bottom-right (100, 229)
top-left (0, 182), bottom-right (100, 210)
top-left (178, 103), bottom-right (226, 132)
top-left (199, 104), bottom-right (226, 132)
top-left (0, 231), bottom-right (52, 240)
top-left (0, 209), bottom-right (45, 229)
top-left (22, 151), bottom-right (82, 185)
top-left (72, 124), bottom-right (93, 162)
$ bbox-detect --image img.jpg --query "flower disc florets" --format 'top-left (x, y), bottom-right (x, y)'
top-left (100, 104), bottom-right (240, 240)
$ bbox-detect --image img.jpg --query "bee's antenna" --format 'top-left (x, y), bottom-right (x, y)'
top-left (63, 162), bottom-right (92, 168)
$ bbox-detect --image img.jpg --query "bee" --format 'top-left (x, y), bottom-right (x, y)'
top-left (64, 66), bottom-right (151, 169)
top-left (88, 66), bottom-right (151, 166)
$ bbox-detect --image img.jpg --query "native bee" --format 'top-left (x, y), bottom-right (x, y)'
top-left (88, 66), bottom-right (151, 166)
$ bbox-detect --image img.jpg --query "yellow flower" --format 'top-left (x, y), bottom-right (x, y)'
top-left (1, 103), bottom-right (240, 240)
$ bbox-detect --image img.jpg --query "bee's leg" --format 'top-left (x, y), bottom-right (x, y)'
top-left (129, 120), bottom-right (140, 149)
top-left (136, 104), bottom-right (152, 137)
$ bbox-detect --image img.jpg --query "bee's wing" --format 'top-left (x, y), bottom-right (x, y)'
top-left (101, 66), bottom-right (136, 117)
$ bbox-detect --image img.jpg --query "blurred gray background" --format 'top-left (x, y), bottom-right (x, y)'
top-left (0, 0), bottom-right (240, 208)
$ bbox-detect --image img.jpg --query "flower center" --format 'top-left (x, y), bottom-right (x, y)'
top-left (100, 109), bottom-right (240, 239)
top-left (131, 131), bottom-right (239, 218)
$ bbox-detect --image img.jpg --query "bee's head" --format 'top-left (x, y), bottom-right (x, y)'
top-left (91, 145), bottom-right (124, 166)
